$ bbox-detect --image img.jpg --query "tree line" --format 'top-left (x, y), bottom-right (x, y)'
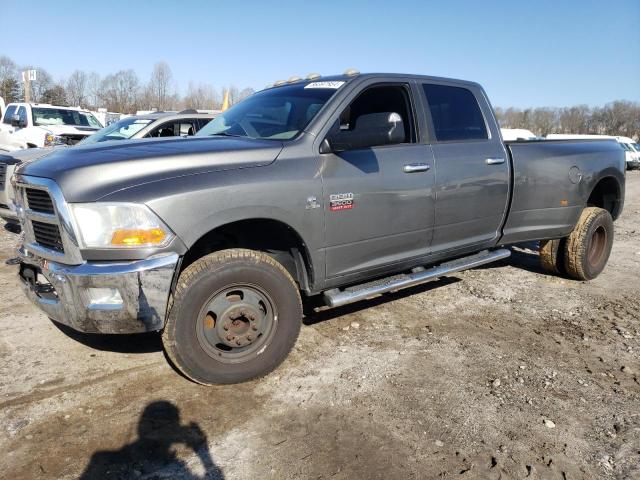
top-left (495, 102), bottom-right (639, 139)
top-left (0, 55), bottom-right (255, 113)
top-left (1, 54), bottom-right (638, 138)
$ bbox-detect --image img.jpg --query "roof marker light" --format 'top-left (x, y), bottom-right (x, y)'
top-left (344, 68), bottom-right (360, 76)
top-left (306, 73), bottom-right (321, 80)
top-left (273, 80), bottom-right (286, 86)
top-left (288, 76), bottom-right (302, 83)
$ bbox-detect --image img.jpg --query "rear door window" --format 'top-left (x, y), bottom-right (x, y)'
top-left (17, 107), bottom-right (27, 126)
top-left (422, 84), bottom-right (488, 142)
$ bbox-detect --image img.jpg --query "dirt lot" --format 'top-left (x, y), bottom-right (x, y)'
top-left (1, 173), bottom-right (639, 480)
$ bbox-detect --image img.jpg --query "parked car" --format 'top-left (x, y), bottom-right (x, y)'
top-left (13, 72), bottom-right (625, 385)
top-left (0, 103), bottom-right (103, 151)
top-left (78, 111), bottom-right (215, 145)
top-left (0, 112), bottom-right (215, 226)
top-left (547, 134), bottom-right (640, 169)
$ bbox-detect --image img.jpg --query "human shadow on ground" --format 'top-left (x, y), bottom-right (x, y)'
top-left (79, 400), bottom-right (224, 480)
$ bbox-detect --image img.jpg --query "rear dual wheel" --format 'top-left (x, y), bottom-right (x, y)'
top-left (539, 207), bottom-right (613, 281)
top-left (162, 249), bottom-right (302, 385)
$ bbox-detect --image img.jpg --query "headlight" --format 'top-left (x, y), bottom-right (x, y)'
top-left (44, 133), bottom-right (66, 146)
top-left (70, 203), bottom-right (174, 248)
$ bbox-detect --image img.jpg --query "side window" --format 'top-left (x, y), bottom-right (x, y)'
top-left (2, 105), bottom-right (17, 124)
top-left (422, 84), bottom-right (488, 142)
top-left (329, 84), bottom-right (415, 150)
top-left (148, 120), bottom-right (199, 138)
top-left (18, 107), bottom-right (27, 126)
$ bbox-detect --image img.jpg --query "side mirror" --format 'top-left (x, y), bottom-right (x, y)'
top-left (322, 112), bottom-right (405, 153)
top-left (10, 114), bottom-right (23, 128)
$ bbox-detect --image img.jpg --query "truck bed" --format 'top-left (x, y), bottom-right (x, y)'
top-left (499, 139), bottom-right (625, 244)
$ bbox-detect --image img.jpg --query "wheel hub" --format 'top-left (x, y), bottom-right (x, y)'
top-left (197, 285), bottom-right (275, 363)
top-left (217, 305), bottom-right (261, 347)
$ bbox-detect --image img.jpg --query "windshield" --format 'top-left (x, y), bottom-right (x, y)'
top-left (196, 82), bottom-right (343, 140)
top-left (79, 117), bottom-right (153, 145)
top-left (32, 108), bottom-right (102, 128)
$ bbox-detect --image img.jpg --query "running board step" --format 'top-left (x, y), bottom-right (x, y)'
top-left (323, 248), bottom-right (511, 308)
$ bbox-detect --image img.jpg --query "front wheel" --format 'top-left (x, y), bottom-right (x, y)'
top-left (162, 249), bottom-right (302, 385)
top-left (564, 207), bottom-right (614, 281)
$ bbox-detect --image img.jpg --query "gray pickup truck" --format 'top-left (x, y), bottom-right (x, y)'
top-left (13, 72), bottom-right (625, 384)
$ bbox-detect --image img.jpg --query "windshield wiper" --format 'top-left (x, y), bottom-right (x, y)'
top-left (209, 132), bottom-right (245, 138)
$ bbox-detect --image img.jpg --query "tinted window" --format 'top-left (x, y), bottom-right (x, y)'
top-left (2, 105), bottom-right (17, 124)
top-left (423, 84), bottom-right (488, 141)
top-left (18, 106), bottom-right (27, 125)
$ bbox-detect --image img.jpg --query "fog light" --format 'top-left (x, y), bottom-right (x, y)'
top-left (86, 288), bottom-right (123, 308)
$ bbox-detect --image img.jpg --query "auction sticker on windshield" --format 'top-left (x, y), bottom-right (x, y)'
top-left (305, 81), bottom-right (345, 89)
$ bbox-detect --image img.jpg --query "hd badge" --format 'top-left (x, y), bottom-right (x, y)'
top-left (329, 193), bottom-right (354, 211)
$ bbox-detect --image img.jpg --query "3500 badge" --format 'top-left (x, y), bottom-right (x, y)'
top-left (329, 193), bottom-right (354, 211)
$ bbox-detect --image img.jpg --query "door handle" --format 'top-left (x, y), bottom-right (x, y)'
top-left (485, 158), bottom-right (505, 165)
top-left (403, 163), bottom-right (431, 173)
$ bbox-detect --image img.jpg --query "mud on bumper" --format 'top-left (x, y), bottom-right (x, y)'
top-left (18, 248), bottom-right (179, 334)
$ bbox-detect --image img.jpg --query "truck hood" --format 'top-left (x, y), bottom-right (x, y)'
top-left (19, 136), bottom-right (284, 202)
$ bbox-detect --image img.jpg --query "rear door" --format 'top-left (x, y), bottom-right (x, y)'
top-left (420, 83), bottom-right (509, 252)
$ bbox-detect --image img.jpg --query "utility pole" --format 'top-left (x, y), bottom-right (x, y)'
top-left (22, 70), bottom-right (36, 103)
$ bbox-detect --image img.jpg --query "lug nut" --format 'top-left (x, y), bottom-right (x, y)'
top-left (247, 335), bottom-right (253, 341)
top-left (236, 340), bottom-right (242, 346)
top-left (252, 325), bottom-right (258, 331)
top-left (223, 324), bottom-right (229, 331)
top-left (227, 335), bottom-right (233, 341)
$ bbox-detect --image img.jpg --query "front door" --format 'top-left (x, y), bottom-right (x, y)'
top-left (321, 83), bottom-right (435, 279)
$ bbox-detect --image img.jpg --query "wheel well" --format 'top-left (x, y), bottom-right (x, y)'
top-left (181, 219), bottom-right (313, 291)
top-left (587, 177), bottom-right (622, 220)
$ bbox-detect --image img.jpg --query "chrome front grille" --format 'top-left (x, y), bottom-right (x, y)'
top-left (26, 188), bottom-right (55, 214)
top-left (31, 220), bottom-right (64, 252)
top-left (14, 175), bottom-right (83, 265)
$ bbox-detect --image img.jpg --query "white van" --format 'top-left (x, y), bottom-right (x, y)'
top-left (546, 134), bottom-right (640, 170)
top-left (501, 128), bottom-right (539, 141)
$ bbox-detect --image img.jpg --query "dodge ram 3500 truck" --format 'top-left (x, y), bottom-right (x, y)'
top-left (13, 72), bottom-right (625, 384)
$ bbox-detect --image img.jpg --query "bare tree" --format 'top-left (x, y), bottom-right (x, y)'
top-left (239, 87), bottom-right (255, 101)
top-left (0, 56), bottom-right (20, 102)
top-left (99, 70), bottom-right (140, 113)
top-left (66, 70), bottom-right (88, 107)
top-left (182, 82), bottom-right (219, 110)
top-left (148, 61), bottom-right (174, 110)
top-left (86, 72), bottom-right (102, 109)
top-left (20, 66), bottom-right (53, 103)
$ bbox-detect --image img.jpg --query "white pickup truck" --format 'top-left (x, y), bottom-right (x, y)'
top-left (0, 103), bottom-right (103, 152)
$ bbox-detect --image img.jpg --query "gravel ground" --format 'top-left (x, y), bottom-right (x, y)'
top-left (1, 172), bottom-right (639, 480)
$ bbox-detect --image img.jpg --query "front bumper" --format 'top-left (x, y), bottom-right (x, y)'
top-left (627, 159), bottom-right (640, 170)
top-left (18, 247), bottom-right (179, 334)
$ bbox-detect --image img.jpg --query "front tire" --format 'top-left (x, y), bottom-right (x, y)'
top-left (563, 207), bottom-right (614, 281)
top-left (162, 249), bottom-right (302, 385)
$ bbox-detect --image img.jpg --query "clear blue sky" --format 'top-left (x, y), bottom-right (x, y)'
top-left (1, 0), bottom-right (638, 107)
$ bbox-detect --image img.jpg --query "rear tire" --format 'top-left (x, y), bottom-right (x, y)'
top-left (162, 249), bottom-right (302, 385)
top-left (563, 207), bottom-right (613, 281)
top-left (539, 238), bottom-right (565, 275)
